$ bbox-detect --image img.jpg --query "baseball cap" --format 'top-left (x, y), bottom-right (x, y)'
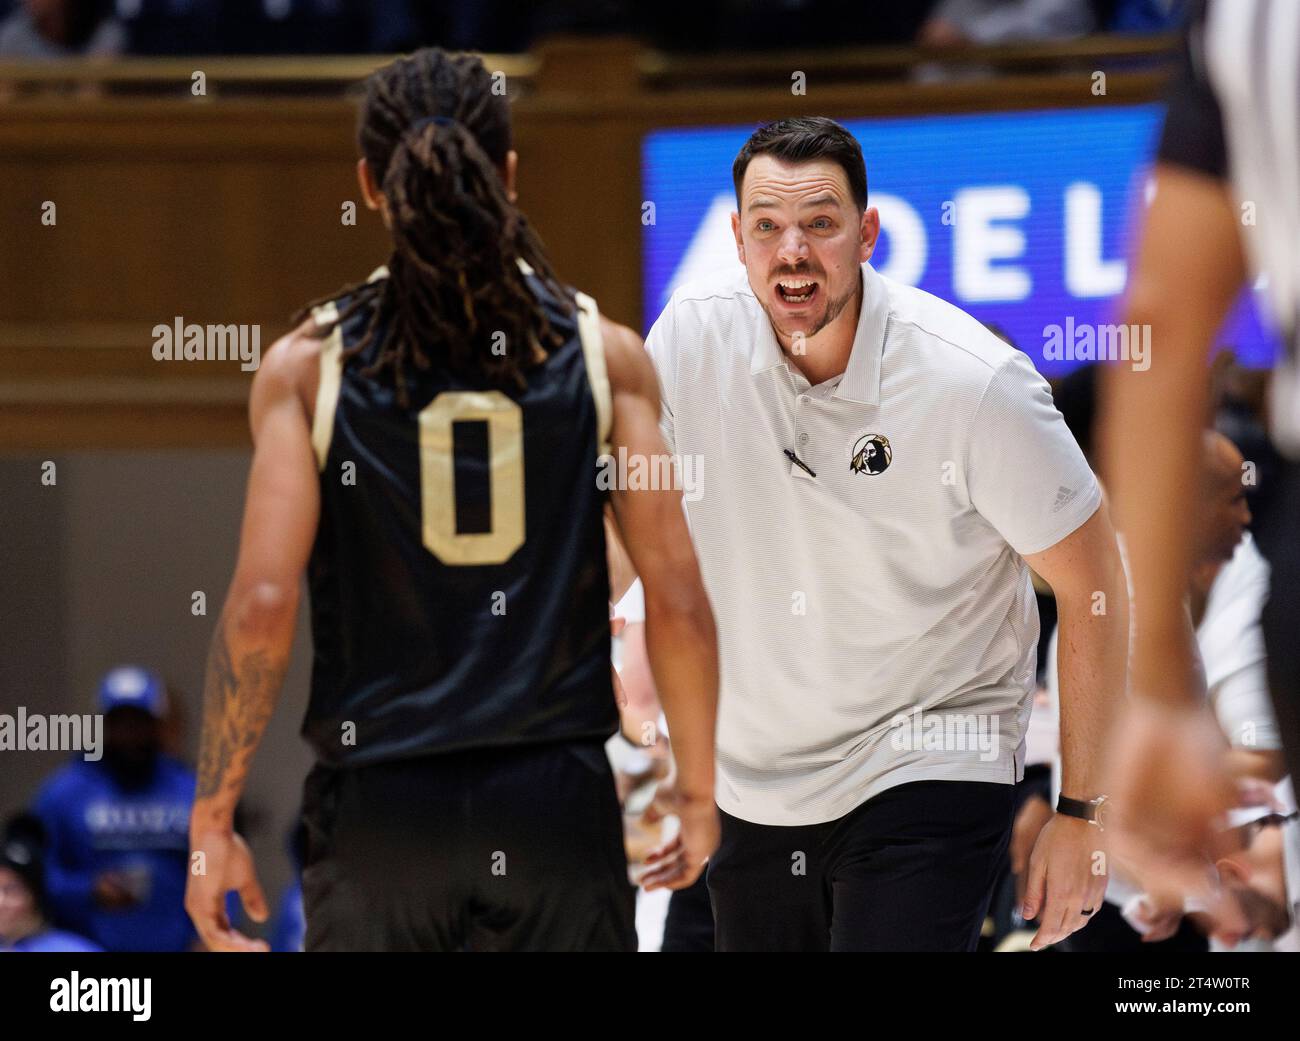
top-left (98, 666), bottom-right (167, 717)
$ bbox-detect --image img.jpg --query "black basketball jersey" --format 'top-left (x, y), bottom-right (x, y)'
top-left (301, 266), bottom-right (616, 767)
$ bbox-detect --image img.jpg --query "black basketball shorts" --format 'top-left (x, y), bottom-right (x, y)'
top-left (300, 738), bottom-right (636, 951)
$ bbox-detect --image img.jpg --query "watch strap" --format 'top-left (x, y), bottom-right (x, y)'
top-left (1057, 795), bottom-right (1097, 823)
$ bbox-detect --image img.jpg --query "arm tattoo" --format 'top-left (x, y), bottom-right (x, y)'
top-left (195, 620), bottom-right (287, 802)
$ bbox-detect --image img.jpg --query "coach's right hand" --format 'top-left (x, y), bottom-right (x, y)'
top-left (185, 828), bottom-right (271, 952)
top-left (638, 777), bottom-right (719, 892)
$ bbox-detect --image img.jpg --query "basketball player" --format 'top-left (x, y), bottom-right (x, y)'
top-left (615, 117), bottom-right (1129, 951)
top-left (183, 48), bottom-right (719, 952)
top-left (1101, 0), bottom-right (1300, 898)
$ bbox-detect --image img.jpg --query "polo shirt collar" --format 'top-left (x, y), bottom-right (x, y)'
top-left (835, 262), bottom-right (887, 405)
top-left (748, 263), bottom-right (887, 406)
top-left (749, 299), bottom-right (786, 375)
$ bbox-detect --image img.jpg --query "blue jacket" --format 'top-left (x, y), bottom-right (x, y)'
top-left (34, 755), bottom-right (197, 952)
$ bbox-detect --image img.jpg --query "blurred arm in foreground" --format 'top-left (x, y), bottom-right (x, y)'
top-left (1099, 161), bottom-right (1250, 897)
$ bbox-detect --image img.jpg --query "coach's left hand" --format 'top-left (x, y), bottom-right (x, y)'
top-left (1021, 814), bottom-right (1108, 951)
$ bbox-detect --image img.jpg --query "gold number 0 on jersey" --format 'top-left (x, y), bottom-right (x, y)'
top-left (417, 390), bottom-right (524, 565)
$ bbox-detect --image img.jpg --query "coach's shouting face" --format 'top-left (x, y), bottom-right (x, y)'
top-left (730, 151), bottom-right (879, 352)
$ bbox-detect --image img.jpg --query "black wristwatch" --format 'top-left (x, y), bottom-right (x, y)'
top-left (1056, 794), bottom-right (1109, 831)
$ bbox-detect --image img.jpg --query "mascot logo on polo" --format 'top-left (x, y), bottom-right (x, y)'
top-left (850, 434), bottom-right (892, 476)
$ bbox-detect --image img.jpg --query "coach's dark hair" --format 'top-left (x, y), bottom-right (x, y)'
top-left (732, 117), bottom-right (868, 211)
top-left (295, 48), bottom-right (573, 405)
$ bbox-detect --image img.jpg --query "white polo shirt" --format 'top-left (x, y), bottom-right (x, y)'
top-left (646, 262), bottom-right (1101, 826)
top-left (1197, 534), bottom-right (1279, 750)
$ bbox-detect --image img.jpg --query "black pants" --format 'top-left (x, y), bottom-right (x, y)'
top-left (1256, 457), bottom-right (1300, 784)
top-left (706, 779), bottom-right (1014, 951)
top-left (661, 874), bottom-right (715, 952)
top-left (301, 739), bottom-right (636, 952)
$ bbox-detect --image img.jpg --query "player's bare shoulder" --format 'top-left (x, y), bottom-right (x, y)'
top-left (599, 314), bottom-right (658, 407)
top-left (252, 314), bottom-right (331, 426)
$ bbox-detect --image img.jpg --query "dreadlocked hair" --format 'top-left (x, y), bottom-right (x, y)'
top-left (293, 48), bottom-right (574, 408)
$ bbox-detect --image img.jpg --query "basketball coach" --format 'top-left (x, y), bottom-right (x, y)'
top-left (615, 117), bottom-right (1128, 952)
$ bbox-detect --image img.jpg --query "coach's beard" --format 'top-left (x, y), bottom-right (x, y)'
top-left (763, 277), bottom-right (859, 344)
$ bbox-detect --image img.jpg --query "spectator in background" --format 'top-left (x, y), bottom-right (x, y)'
top-left (1, 814), bottom-right (102, 952)
top-left (0, 0), bottom-right (124, 57)
top-left (1212, 350), bottom-right (1283, 539)
top-left (917, 0), bottom-right (1096, 47)
top-left (33, 666), bottom-right (200, 952)
top-left (1207, 815), bottom-right (1300, 950)
top-left (1189, 435), bottom-right (1281, 779)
